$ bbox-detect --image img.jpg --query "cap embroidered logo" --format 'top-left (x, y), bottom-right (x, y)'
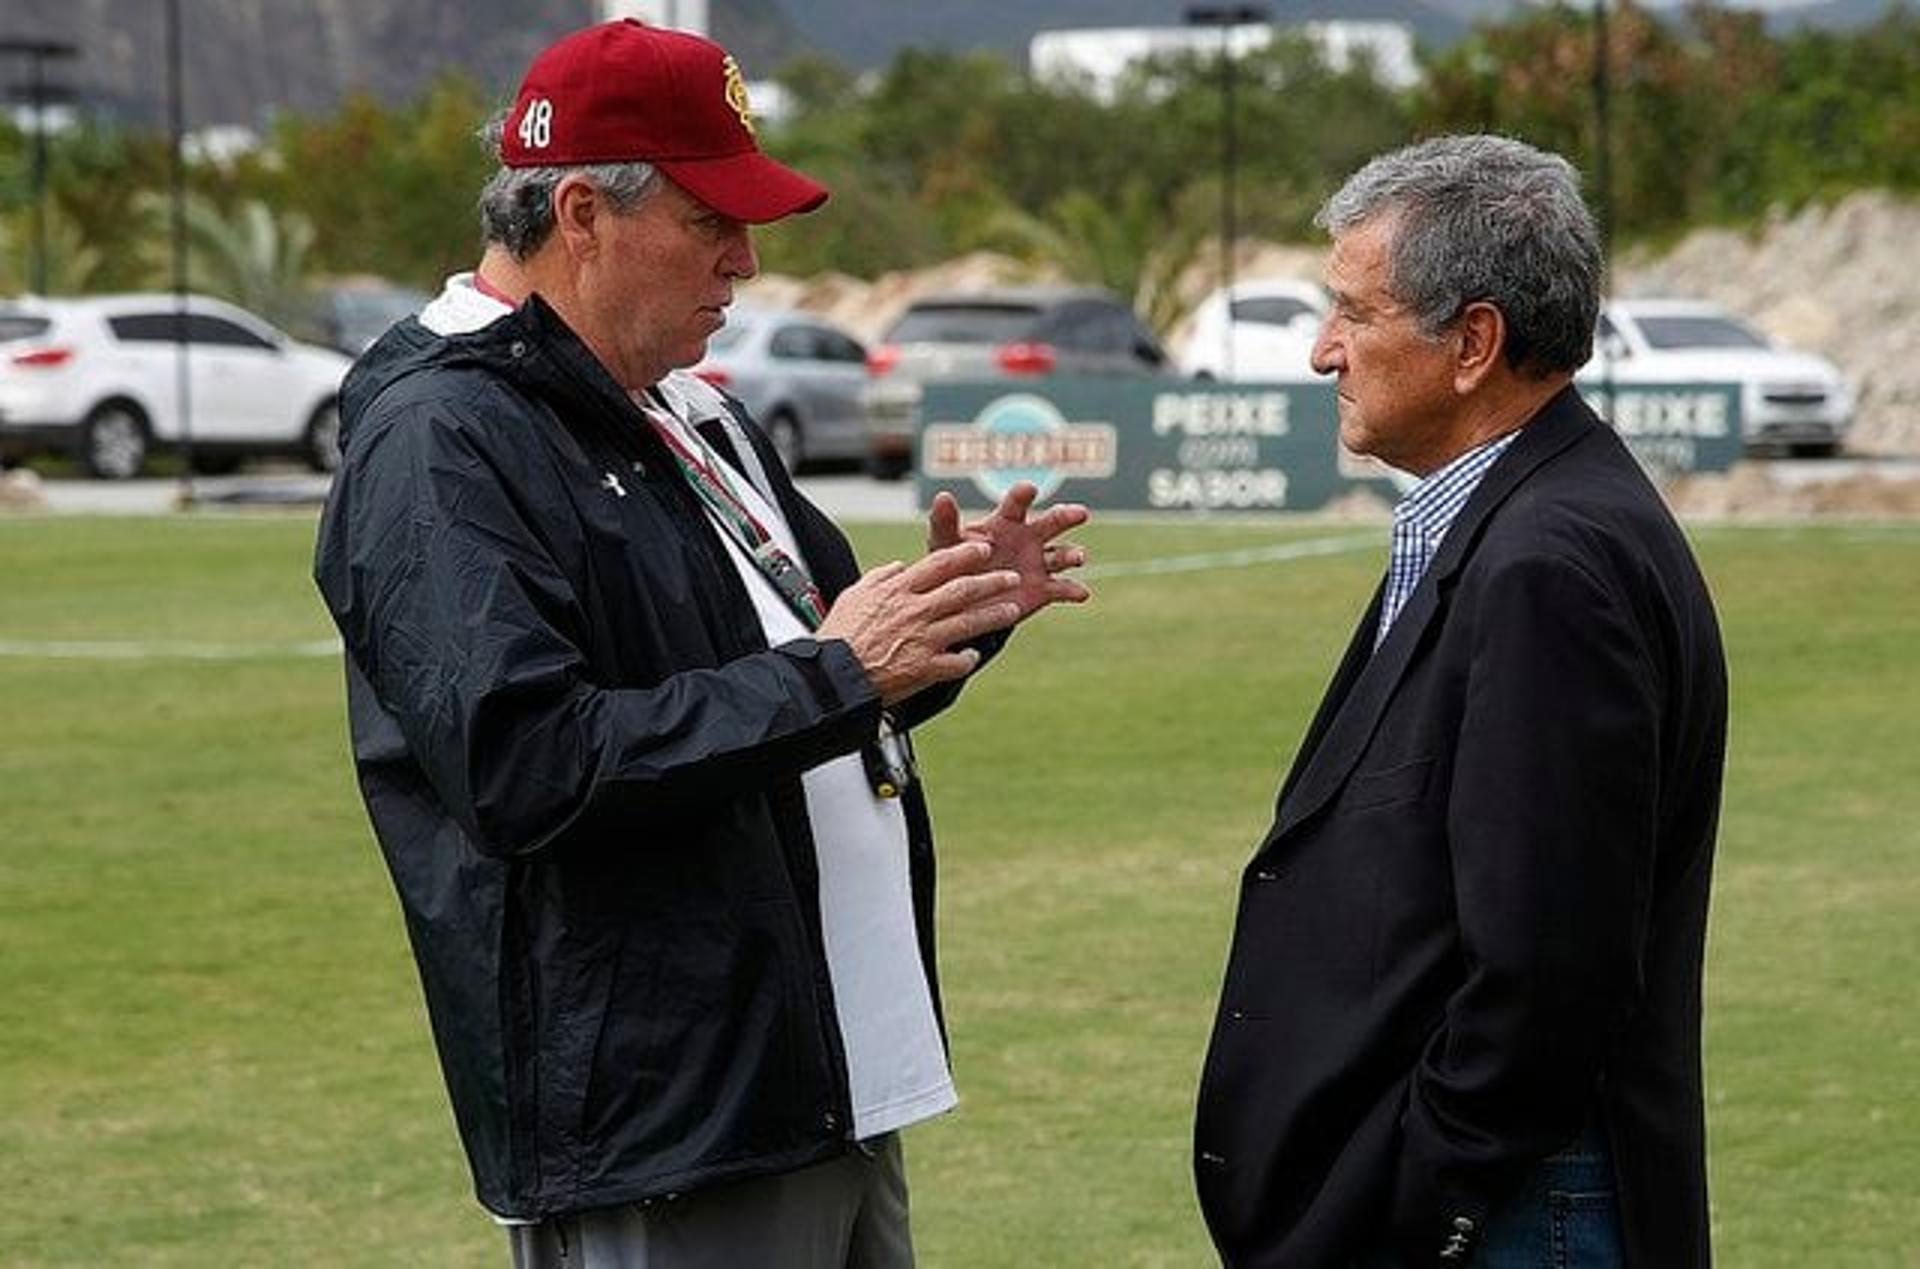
top-left (722, 55), bottom-right (755, 137)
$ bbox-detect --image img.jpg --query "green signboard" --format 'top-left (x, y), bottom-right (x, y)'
top-left (1578, 382), bottom-right (1745, 477)
top-left (915, 378), bottom-right (1742, 511)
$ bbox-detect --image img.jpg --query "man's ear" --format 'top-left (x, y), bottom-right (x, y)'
top-left (551, 176), bottom-right (602, 260)
top-left (1453, 300), bottom-right (1505, 393)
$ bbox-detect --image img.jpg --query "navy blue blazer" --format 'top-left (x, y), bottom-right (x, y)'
top-left (1194, 387), bottom-right (1726, 1267)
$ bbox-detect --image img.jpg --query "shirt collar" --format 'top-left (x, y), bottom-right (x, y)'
top-left (1392, 430), bottom-right (1521, 547)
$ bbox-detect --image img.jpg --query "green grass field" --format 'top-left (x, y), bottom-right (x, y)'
top-left (2, 511), bottom-right (1915, 1267)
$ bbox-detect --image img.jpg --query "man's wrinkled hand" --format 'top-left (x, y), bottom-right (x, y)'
top-left (925, 481), bottom-right (1092, 622)
top-left (817, 540), bottom-right (1022, 705)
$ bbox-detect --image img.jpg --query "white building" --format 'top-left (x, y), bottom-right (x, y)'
top-left (600, 0), bottom-right (709, 35)
top-left (1030, 21), bottom-right (1420, 101)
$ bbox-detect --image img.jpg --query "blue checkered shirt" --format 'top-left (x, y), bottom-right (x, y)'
top-left (1375, 432), bottom-right (1520, 649)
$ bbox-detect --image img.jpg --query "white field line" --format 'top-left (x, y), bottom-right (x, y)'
top-left (0, 637), bottom-right (342, 661)
top-left (0, 534), bottom-right (1381, 662)
top-left (1080, 532), bottom-right (1379, 579)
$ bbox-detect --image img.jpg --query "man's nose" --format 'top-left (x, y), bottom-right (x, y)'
top-left (1309, 324), bottom-right (1340, 376)
top-left (723, 225), bottom-right (758, 281)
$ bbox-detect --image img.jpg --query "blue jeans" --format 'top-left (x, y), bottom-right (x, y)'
top-left (1361, 1125), bottom-right (1624, 1269)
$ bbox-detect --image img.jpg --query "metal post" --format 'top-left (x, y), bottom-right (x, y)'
top-left (28, 54), bottom-right (47, 294)
top-left (1592, 0), bottom-right (1615, 424)
top-left (0, 40), bottom-right (77, 295)
top-left (1220, 22), bottom-right (1237, 380)
top-left (1185, 6), bottom-right (1267, 382)
top-left (166, 0), bottom-right (195, 504)
top-left (1592, 0), bottom-right (1614, 260)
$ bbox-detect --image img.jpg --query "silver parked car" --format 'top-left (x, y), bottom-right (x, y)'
top-left (691, 304), bottom-right (869, 473)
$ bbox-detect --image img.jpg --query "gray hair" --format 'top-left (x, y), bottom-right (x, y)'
top-left (1315, 134), bottom-right (1602, 375)
top-left (475, 110), bottom-right (663, 260)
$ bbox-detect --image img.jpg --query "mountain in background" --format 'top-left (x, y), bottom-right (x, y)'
top-left (1, 0), bottom-right (799, 131)
top-left (0, 0), bottom-right (1899, 131)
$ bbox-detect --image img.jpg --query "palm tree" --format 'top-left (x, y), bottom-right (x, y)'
top-left (974, 180), bottom-right (1213, 336)
top-left (134, 192), bottom-right (316, 328)
top-left (0, 204), bottom-right (108, 295)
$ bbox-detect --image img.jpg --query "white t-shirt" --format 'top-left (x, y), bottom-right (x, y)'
top-left (422, 276), bottom-right (956, 1142)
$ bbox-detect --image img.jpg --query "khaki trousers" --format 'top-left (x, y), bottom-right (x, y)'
top-left (506, 1134), bottom-right (913, 1269)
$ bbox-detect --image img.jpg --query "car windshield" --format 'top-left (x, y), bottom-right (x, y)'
top-left (316, 287), bottom-right (427, 351)
top-left (1230, 297), bottom-right (1318, 327)
top-left (886, 304), bottom-right (1042, 345)
top-left (0, 315), bottom-right (52, 343)
top-left (1635, 314), bottom-right (1768, 351)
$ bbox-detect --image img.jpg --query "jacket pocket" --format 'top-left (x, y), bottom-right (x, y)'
top-left (1344, 757), bottom-right (1435, 810)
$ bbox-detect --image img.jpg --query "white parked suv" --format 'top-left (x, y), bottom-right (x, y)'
top-left (1179, 278), bottom-right (1328, 382)
top-left (1581, 299), bottom-right (1853, 456)
top-left (0, 293), bottom-right (353, 479)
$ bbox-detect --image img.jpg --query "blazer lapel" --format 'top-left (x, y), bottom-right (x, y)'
top-left (1266, 388), bottom-right (1598, 847)
top-left (1273, 579), bottom-right (1384, 814)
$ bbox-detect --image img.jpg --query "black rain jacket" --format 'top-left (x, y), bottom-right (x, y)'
top-left (313, 296), bottom-right (986, 1219)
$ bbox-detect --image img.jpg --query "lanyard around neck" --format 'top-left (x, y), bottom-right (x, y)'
top-left (646, 413), bottom-right (828, 630)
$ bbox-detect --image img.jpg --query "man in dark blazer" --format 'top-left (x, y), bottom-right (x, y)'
top-left (1193, 135), bottom-right (1727, 1268)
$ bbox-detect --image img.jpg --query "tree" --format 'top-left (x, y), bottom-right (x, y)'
top-left (132, 192), bottom-right (316, 328)
top-left (263, 75), bottom-right (493, 288)
top-left (0, 203), bottom-right (107, 295)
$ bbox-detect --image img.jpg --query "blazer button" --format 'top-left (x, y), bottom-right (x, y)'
top-left (823, 1111), bottom-right (841, 1133)
top-left (1198, 1150), bottom-right (1227, 1167)
top-left (1252, 868), bottom-right (1279, 883)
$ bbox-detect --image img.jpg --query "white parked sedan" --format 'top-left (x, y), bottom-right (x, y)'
top-left (1179, 278), bottom-right (1328, 382)
top-left (0, 293), bottom-right (352, 479)
top-left (1581, 299), bottom-right (1853, 456)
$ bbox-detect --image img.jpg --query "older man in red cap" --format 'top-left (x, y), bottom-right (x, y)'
top-left (314, 20), bottom-right (1091, 1268)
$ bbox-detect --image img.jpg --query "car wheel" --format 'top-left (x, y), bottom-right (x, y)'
top-left (305, 400), bottom-right (343, 472)
top-left (79, 402), bottom-right (150, 480)
top-left (764, 410), bottom-right (803, 474)
top-left (864, 452), bottom-right (912, 482)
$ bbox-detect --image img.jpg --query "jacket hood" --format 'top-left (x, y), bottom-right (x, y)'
top-left (338, 317), bottom-right (450, 451)
top-left (337, 297), bottom-right (640, 454)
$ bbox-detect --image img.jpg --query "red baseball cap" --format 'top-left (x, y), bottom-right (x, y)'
top-left (500, 20), bottom-right (828, 224)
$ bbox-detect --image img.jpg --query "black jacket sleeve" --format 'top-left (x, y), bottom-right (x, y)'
top-left (316, 397), bottom-right (883, 860)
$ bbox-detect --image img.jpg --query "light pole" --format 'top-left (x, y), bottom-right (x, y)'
top-left (1185, 4), bottom-right (1267, 382)
top-left (165, 0), bottom-right (196, 503)
top-left (1592, 0), bottom-right (1616, 425)
top-left (0, 39), bottom-right (78, 295)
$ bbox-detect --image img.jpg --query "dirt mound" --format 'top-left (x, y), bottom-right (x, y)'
top-left (1664, 462), bottom-right (1920, 518)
